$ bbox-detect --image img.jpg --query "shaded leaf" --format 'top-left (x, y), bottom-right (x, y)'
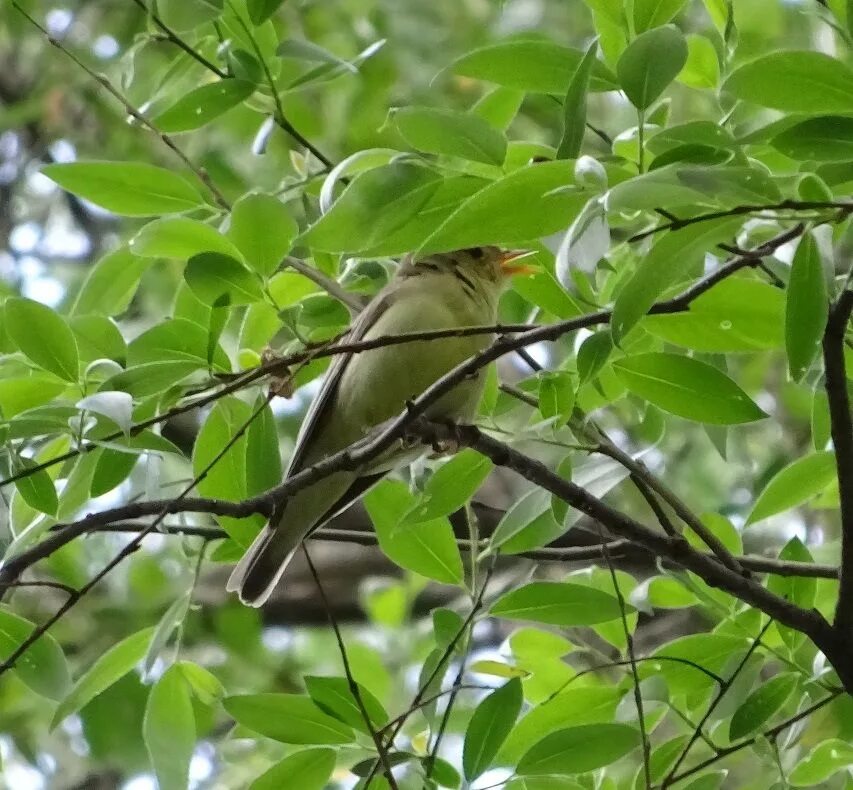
top-left (5, 297), bottom-right (78, 382)
top-left (154, 80), bottom-right (255, 133)
top-left (617, 26), bottom-right (687, 110)
top-left (143, 665), bottom-right (195, 790)
top-left (463, 678), bottom-right (523, 780)
top-left (729, 673), bottom-right (798, 741)
top-left (785, 233), bottom-right (828, 381)
top-left (185, 252), bottom-right (264, 305)
top-left (223, 693), bottom-right (355, 743)
top-left (518, 723), bottom-right (640, 775)
top-left (490, 581), bottom-right (627, 625)
top-left (0, 608), bottom-right (70, 700)
top-left (747, 452), bottom-right (837, 524)
top-left (249, 748), bottom-right (336, 790)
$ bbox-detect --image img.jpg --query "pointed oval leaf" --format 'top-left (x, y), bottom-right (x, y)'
top-left (42, 162), bottom-right (205, 216)
top-left (391, 106), bottom-right (507, 165)
top-left (153, 79), bottom-right (255, 133)
top-left (617, 26), bottom-right (687, 110)
top-left (613, 353), bottom-right (767, 424)
top-left (747, 451), bottom-right (837, 525)
top-left (611, 217), bottom-right (743, 344)
top-left (633, 0), bottom-right (689, 31)
top-left (364, 481), bottom-right (464, 585)
top-left (518, 723), bottom-right (640, 775)
top-left (490, 581), bottom-right (627, 626)
top-left (463, 678), bottom-right (523, 780)
top-left (5, 297), bottom-right (79, 382)
top-left (249, 747), bottom-right (336, 790)
top-left (72, 247), bottom-right (153, 316)
top-left (772, 116), bottom-right (853, 161)
top-left (228, 193), bottom-right (298, 277)
top-left (785, 233), bottom-right (828, 381)
top-left (789, 739), bottom-right (853, 786)
top-left (223, 693), bottom-right (355, 744)
top-left (405, 450), bottom-right (493, 524)
top-left (729, 673), bottom-right (799, 741)
top-left (130, 217), bottom-right (243, 261)
top-left (724, 51), bottom-right (853, 113)
top-left (449, 40), bottom-right (617, 93)
top-left (51, 627), bottom-right (154, 730)
top-left (185, 252), bottom-right (264, 305)
top-left (418, 161), bottom-right (589, 254)
top-left (304, 675), bottom-right (388, 733)
top-left (556, 41), bottom-right (598, 159)
top-left (14, 456), bottom-right (58, 516)
top-left (0, 608), bottom-right (70, 700)
top-left (143, 664), bottom-right (195, 790)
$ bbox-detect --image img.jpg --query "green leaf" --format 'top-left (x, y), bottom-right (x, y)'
top-left (304, 675), bottom-right (388, 733)
top-left (419, 161), bottom-right (588, 254)
top-left (143, 665), bottom-right (195, 790)
top-left (130, 217), bottom-right (243, 261)
top-left (513, 271), bottom-right (585, 319)
top-left (72, 247), bottom-right (152, 316)
top-left (14, 457), bottom-right (58, 516)
top-left (70, 315), bottom-right (127, 364)
top-left (729, 673), bottom-right (798, 741)
top-left (650, 633), bottom-right (748, 695)
top-left (127, 318), bottom-right (227, 370)
top-left (300, 163), bottom-right (442, 254)
top-left (0, 608), bottom-right (70, 699)
top-left (463, 678), bottom-right (522, 780)
top-left (499, 687), bottom-right (619, 764)
top-left (247, 0), bottom-right (284, 25)
top-left (723, 51), bottom-right (853, 113)
top-left (42, 162), bottom-right (205, 216)
top-left (228, 193), bottom-right (298, 277)
top-left (518, 723), bottom-right (640, 775)
top-left (633, 0), bottom-right (689, 31)
top-left (611, 217), bottom-right (743, 344)
top-left (159, 0), bottom-right (223, 31)
top-left (249, 748), bottom-right (336, 790)
top-left (772, 116), bottom-right (853, 161)
top-left (364, 481), bottom-right (464, 585)
top-left (747, 451), bottom-right (837, 524)
top-left (51, 627), bottom-right (154, 730)
top-left (617, 26), bottom-right (687, 110)
top-left (223, 694), bottom-right (355, 744)
top-left (277, 38), bottom-right (355, 69)
top-left (789, 738), bottom-right (853, 786)
top-left (450, 40), bottom-right (617, 93)
top-left (642, 278), bottom-right (784, 352)
top-left (193, 398), bottom-right (265, 545)
top-left (556, 40), bottom-right (597, 160)
top-left (390, 106), bottom-right (507, 165)
top-left (5, 297), bottom-right (79, 382)
top-left (490, 581), bottom-right (627, 625)
top-left (176, 660), bottom-right (225, 706)
top-left (577, 330), bottom-right (612, 383)
top-left (613, 353), bottom-right (766, 425)
top-left (785, 233), bottom-right (828, 381)
top-left (185, 252), bottom-right (264, 305)
top-left (0, 376), bottom-right (65, 418)
top-left (404, 450), bottom-right (493, 523)
top-left (538, 371), bottom-right (575, 423)
top-left (678, 35), bottom-right (720, 89)
top-left (490, 488), bottom-right (551, 551)
top-left (153, 79), bottom-right (255, 133)
top-left (471, 87), bottom-right (524, 130)
top-left (245, 400), bottom-right (282, 496)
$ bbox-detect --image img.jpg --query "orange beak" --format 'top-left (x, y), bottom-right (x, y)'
top-left (499, 249), bottom-right (538, 277)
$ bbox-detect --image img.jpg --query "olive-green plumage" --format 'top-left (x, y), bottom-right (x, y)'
top-left (227, 246), bottom-right (518, 606)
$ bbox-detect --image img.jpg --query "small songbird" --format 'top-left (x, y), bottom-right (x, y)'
top-left (227, 246), bottom-right (533, 606)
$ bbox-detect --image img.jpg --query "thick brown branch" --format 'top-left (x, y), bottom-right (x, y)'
top-left (827, 289), bottom-right (853, 633)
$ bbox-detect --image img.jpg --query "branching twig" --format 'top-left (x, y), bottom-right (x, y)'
top-left (303, 546), bottom-right (398, 789)
top-left (13, 2), bottom-right (230, 209)
top-left (662, 619), bottom-right (774, 787)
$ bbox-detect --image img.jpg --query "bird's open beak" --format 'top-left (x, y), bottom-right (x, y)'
top-left (499, 249), bottom-right (538, 276)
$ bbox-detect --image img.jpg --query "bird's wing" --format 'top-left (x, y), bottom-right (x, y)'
top-left (285, 288), bottom-right (394, 475)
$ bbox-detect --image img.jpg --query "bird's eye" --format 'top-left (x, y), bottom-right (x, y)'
top-left (467, 247), bottom-right (484, 260)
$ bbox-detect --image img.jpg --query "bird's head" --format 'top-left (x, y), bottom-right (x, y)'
top-left (417, 246), bottom-right (537, 287)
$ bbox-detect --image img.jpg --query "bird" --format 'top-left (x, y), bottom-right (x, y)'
top-left (227, 246), bottom-right (534, 606)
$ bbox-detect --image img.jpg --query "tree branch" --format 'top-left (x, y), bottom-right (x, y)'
top-left (826, 289), bottom-right (853, 634)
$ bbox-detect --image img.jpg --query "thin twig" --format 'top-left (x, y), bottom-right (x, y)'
top-left (284, 256), bottom-right (366, 313)
top-left (662, 619), bottom-right (774, 787)
top-left (629, 201), bottom-right (851, 243)
top-left (13, 2), bottom-right (230, 209)
top-left (303, 546), bottom-right (399, 789)
top-left (666, 692), bottom-right (842, 787)
top-left (0, 394), bottom-right (275, 681)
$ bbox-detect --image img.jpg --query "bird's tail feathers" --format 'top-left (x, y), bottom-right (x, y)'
top-left (225, 522), bottom-right (304, 607)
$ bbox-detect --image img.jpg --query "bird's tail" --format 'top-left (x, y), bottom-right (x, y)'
top-left (225, 520), bottom-right (305, 607)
